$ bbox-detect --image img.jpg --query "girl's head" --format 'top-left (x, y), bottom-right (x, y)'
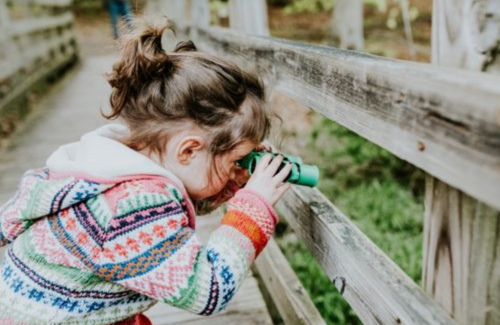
top-left (103, 20), bottom-right (277, 212)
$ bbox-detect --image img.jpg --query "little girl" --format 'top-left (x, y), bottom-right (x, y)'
top-left (0, 21), bottom-right (292, 325)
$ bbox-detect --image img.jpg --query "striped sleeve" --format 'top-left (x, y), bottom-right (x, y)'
top-left (95, 187), bottom-right (277, 315)
top-left (0, 168), bottom-right (113, 247)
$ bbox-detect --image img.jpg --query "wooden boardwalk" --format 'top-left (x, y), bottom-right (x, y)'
top-left (0, 56), bottom-right (273, 325)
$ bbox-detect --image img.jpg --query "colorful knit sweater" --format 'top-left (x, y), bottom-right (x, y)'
top-left (0, 124), bottom-right (278, 325)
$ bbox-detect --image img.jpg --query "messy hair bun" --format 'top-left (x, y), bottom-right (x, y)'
top-left (105, 20), bottom-right (196, 119)
top-left (103, 18), bottom-right (277, 214)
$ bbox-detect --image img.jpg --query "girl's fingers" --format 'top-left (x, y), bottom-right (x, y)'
top-left (254, 153), bottom-right (273, 173)
top-left (273, 162), bottom-right (293, 184)
top-left (265, 154), bottom-right (284, 176)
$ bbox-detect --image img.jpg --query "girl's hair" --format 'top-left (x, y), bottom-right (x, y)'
top-left (103, 19), bottom-right (277, 213)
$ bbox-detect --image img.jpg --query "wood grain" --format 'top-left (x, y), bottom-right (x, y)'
top-left (423, 1), bottom-right (500, 324)
top-left (0, 0), bottom-right (77, 117)
top-left (254, 238), bottom-right (326, 325)
top-left (187, 25), bottom-right (500, 210)
top-left (274, 185), bottom-right (457, 325)
top-left (423, 177), bottom-right (500, 324)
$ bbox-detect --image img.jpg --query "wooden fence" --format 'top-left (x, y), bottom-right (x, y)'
top-left (0, 0), bottom-right (77, 125)
top-left (152, 1), bottom-right (500, 324)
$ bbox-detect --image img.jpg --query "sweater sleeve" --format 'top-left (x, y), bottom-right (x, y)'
top-left (95, 186), bottom-right (278, 315)
top-left (0, 168), bottom-right (114, 247)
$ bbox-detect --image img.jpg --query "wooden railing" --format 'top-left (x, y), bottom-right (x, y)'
top-left (150, 0), bottom-right (500, 325)
top-left (152, 1), bottom-right (500, 324)
top-left (0, 0), bottom-right (77, 120)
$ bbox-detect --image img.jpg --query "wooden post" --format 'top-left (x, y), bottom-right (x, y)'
top-left (0, 0), bottom-right (17, 66)
top-left (423, 1), bottom-right (500, 324)
top-left (331, 0), bottom-right (364, 50)
top-left (228, 0), bottom-right (269, 36)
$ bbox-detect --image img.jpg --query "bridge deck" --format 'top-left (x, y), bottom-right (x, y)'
top-left (0, 57), bottom-right (273, 325)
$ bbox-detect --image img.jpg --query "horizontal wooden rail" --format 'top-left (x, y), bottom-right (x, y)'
top-left (190, 26), bottom-right (500, 210)
top-left (6, 0), bottom-right (72, 7)
top-left (275, 185), bottom-right (458, 325)
top-left (254, 238), bottom-right (327, 325)
top-left (0, 0), bottom-right (77, 118)
top-left (0, 35), bottom-right (77, 112)
top-left (0, 29), bottom-right (76, 81)
top-left (10, 13), bottom-right (74, 37)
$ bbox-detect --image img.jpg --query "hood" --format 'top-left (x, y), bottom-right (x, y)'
top-left (0, 124), bottom-right (195, 246)
top-left (46, 123), bottom-right (186, 188)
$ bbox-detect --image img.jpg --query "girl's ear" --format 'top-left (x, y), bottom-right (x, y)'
top-left (176, 135), bottom-right (206, 165)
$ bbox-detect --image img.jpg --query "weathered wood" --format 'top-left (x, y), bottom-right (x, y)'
top-left (0, 30), bottom-right (77, 116)
top-left (274, 185), bottom-right (457, 325)
top-left (188, 26), bottom-right (500, 210)
top-left (0, 29), bottom-right (76, 83)
top-left (331, 0), bottom-right (363, 50)
top-left (0, 0), bottom-right (77, 117)
top-left (253, 238), bottom-right (326, 325)
top-left (432, 0), bottom-right (500, 73)
top-left (423, 1), bottom-right (500, 324)
top-left (423, 177), bottom-right (500, 324)
top-left (9, 12), bottom-right (74, 37)
top-left (228, 0), bottom-right (269, 36)
top-left (0, 0), bottom-right (17, 72)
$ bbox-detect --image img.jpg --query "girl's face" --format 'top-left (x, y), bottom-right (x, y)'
top-left (140, 129), bottom-right (257, 202)
top-left (187, 140), bottom-right (257, 200)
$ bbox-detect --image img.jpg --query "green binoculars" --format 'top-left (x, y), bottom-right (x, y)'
top-left (237, 151), bottom-right (319, 187)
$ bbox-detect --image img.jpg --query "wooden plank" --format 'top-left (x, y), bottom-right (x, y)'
top-left (9, 0), bottom-right (72, 7)
top-left (254, 237), bottom-right (327, 325)
top-left (423, 177), bottom-right (500, 324)
top-left (0, 0), bottom-right (18, 71)
top-left (0, 28), bottom-right (76, 81)
top-left (274, 185), bottom-right (458, 325)
top-left (423, 1), bottom-right (500, 324)
top-left (0, 33), bottom-right (77, 113)
top-left (432, 0), bottom-right (500, 73)
top-left (187, 25), bottom-right (500, 210)
top-left (10, 12), bottom-right (74, 37)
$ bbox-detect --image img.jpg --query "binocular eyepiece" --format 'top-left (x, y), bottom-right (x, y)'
top-left (237, 150), bottom-right (319, 187)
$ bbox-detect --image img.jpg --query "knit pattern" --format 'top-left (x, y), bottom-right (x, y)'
top-left (0, 168), bottom-right (277, 325)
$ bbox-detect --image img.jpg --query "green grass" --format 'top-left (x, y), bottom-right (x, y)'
top-left (275, 116), bottom-right (424, 324)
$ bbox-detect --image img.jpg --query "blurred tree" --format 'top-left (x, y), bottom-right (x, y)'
top-left (229, 0), bottom-right (269, 36)
top-left (332, 0), bottom-right (364, 50)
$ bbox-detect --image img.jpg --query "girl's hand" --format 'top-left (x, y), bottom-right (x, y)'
top-left (243, 154), bottom-right (293, 206)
